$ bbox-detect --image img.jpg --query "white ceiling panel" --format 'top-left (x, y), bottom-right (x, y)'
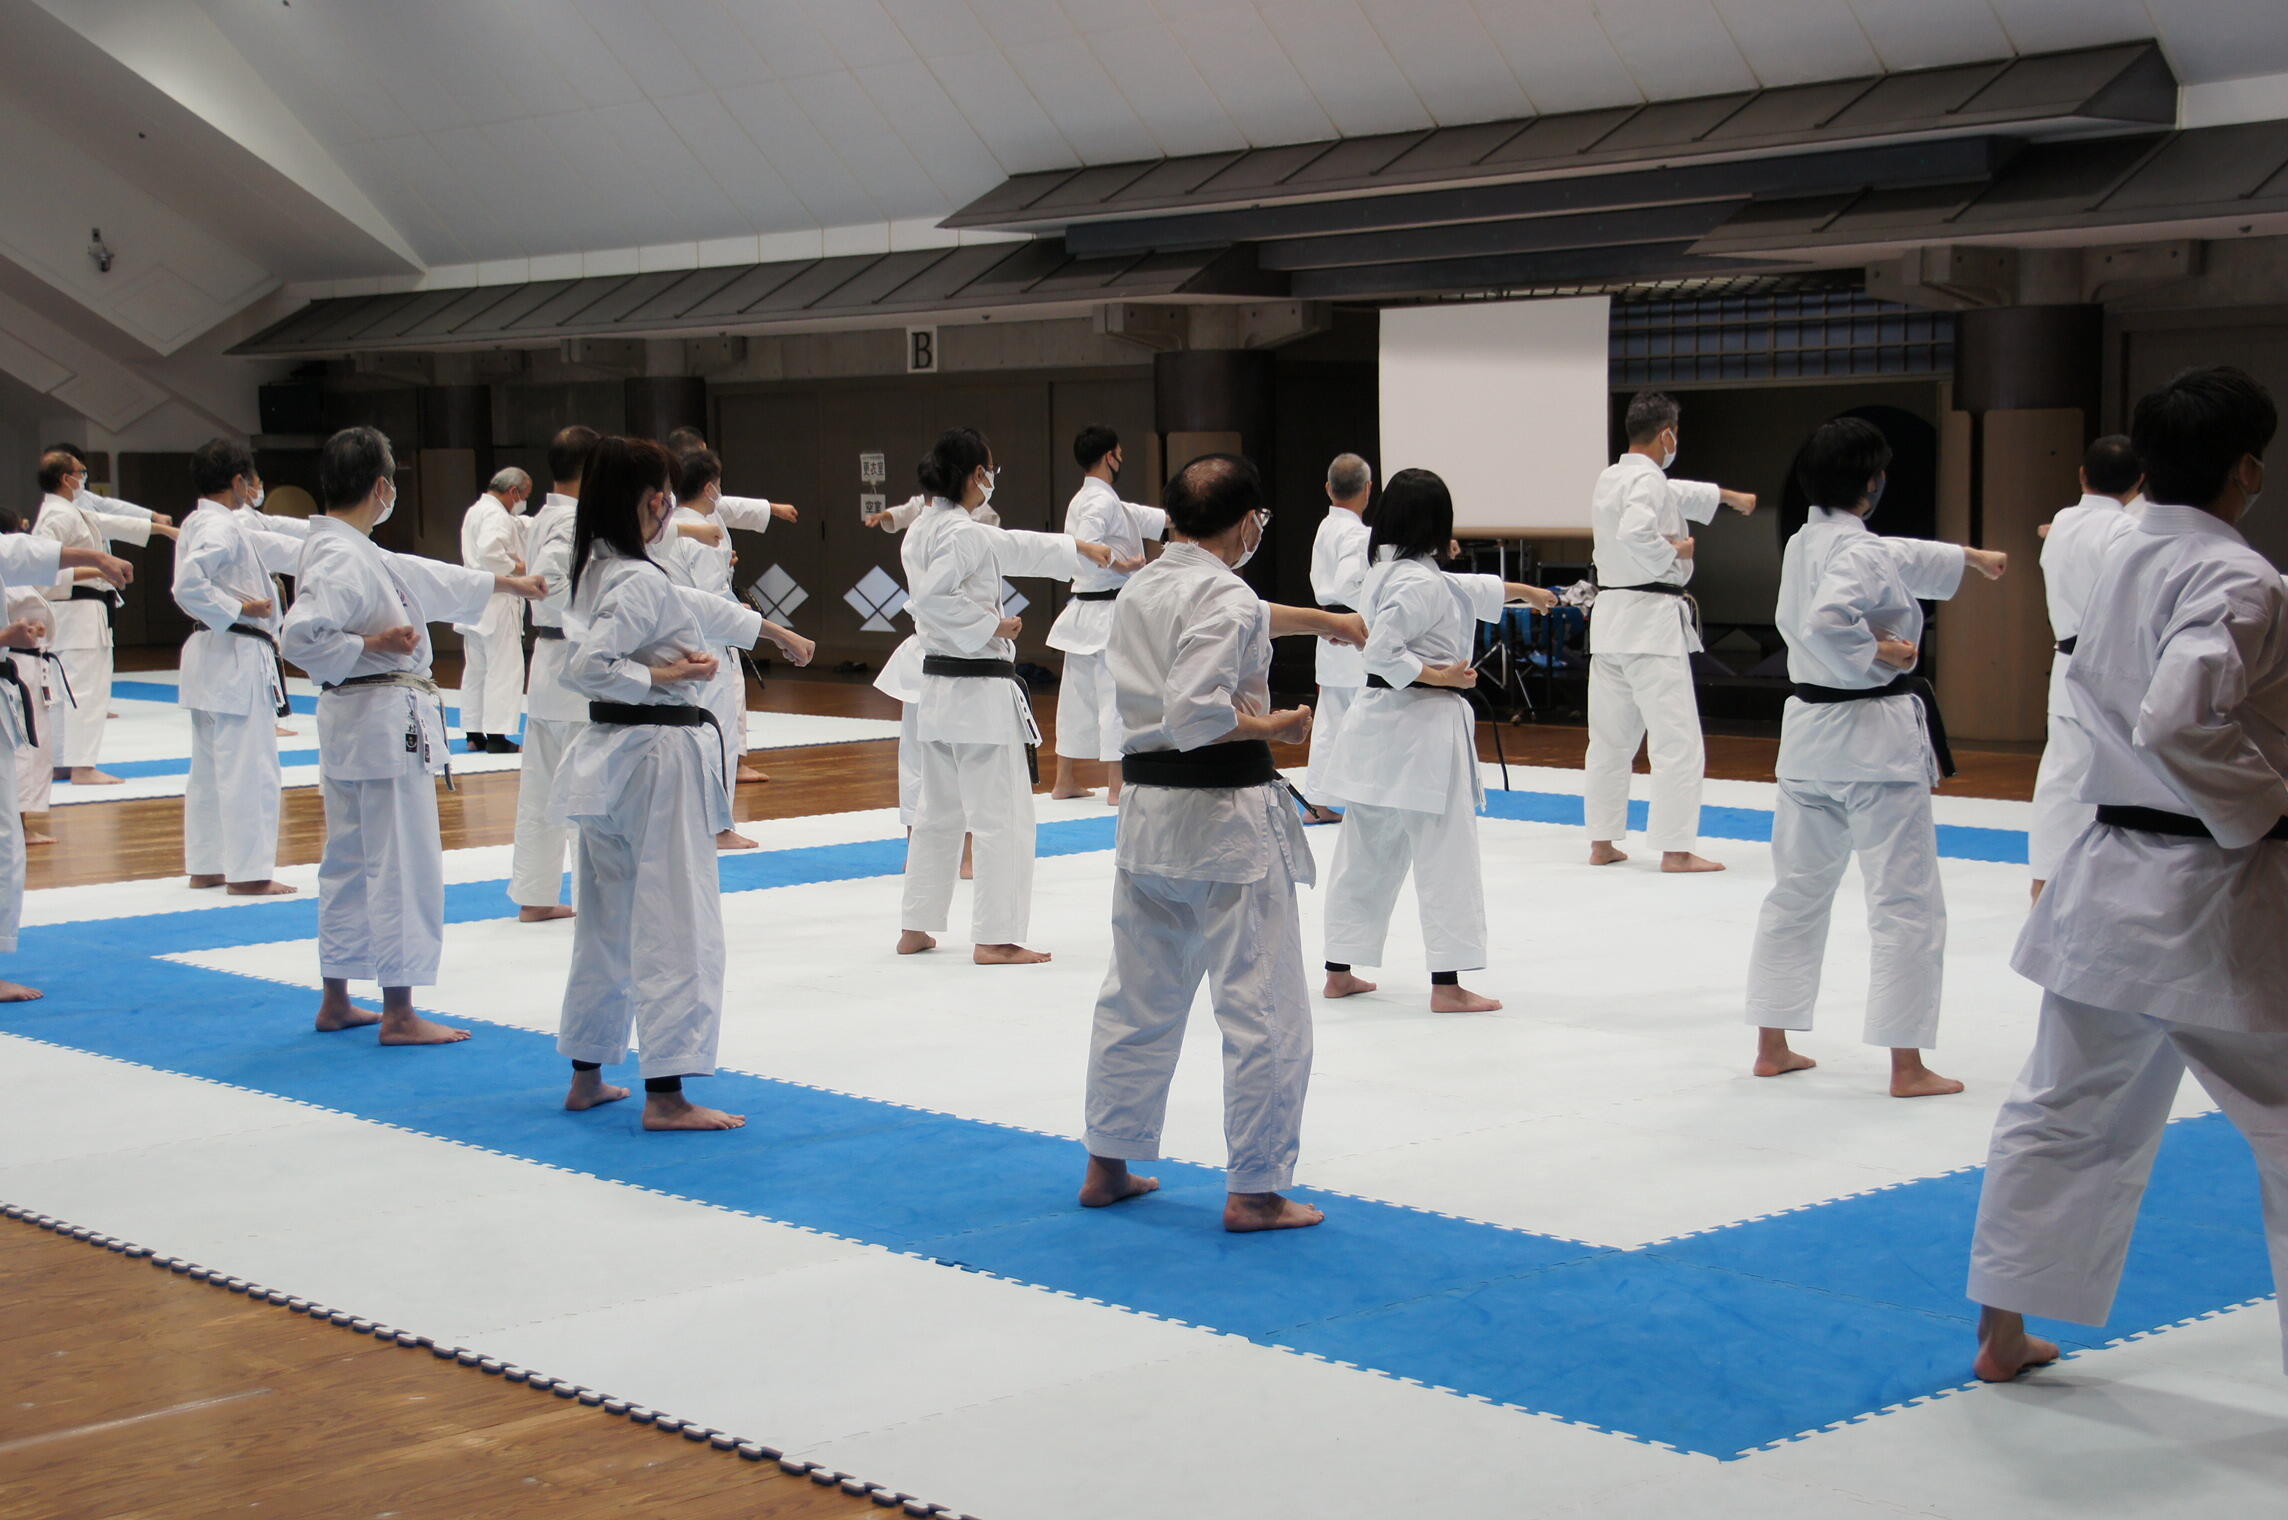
top-left (1592, 0), bottom-right (1760, 100)
top-left (878, 0), bottom-right (992, 57)
top-left (1473, 3), bottom-right (1642, 114)
top-left (1985, 0), bottom-right (2153, 58)
top-left (2151, 0), bottom-right (2288, 82)
top-left (1004, 35), bottom-right (1160, 164)
top-left (1169, 6), bottom-right (1340, 146)
top-left (1260, 0), bottom-right (1437, 138)
top-left (798, 0), bottom-right (924, 71)
top-left (853, 58), bottom-right (1011, 200)
top-left (1358, 0), bottom-right (1535, 127)
top-left (967, 0), bottom-right (1078, 50)
top-left (643, 0), bottom-right (782, 92)
top-left (924, 44), bottom-right (1075, 172)
top-left (782, 71), bottom-right (951, 218)
top-left (1714, 0), bottom-right (1883, 87)
top-left (715, 84), bottom-right (890, 227)
top-left (657, 91), bottom-right (817, 229)
top-left (1085, 24), bottom-right (1253, 158)
top-left (1847, 0), bottom-right (2015, 73)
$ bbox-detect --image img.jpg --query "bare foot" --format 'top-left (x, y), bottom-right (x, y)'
top-left (1662, 851), bottom-right (1726, 873)
top-left (276, 725), bottom-right (296, 737)
top-left (0, 979), bottom-right (42, 1002)
top-left (69, 768), bottom-right (122, 786)
top-left (1078, 1156), bottom-right (1160, 1208)
top-left (1974, 1309), bottom-right (2061, 1383)
top-left (1589, 841), bottom-right (1628, 865)
top-left (1105, 786), bottom-right (1121, 807)
top-left (737, 765), bottom-right (768, 784)
top-left (225, 881), bottom-right (297, 897)
top-left (22, 831), bottom-right (53, 846)
top-left (1430, 984), bottom-right (1503, 1013)
top-left (377, 1012), bottom-right (471, 1046)
top-left (643, 1094), bottom-right (745, 1131)
top-left (715, 829), bottom-right (759, 851)
top-left (519, 905), bottom-right (576, 922)
top-left (1049, 785), bottom-right (1094, 800)
top-left (1300, 803), bottom-right (1342, 825)
top-left (188, 874), bottom-right (225, 889)
top-left (1891, 1066), bottom-right (1966, 1099)
top-left (897, 930), bottom-right (937, 955)
top-left (313, 996), bottom-right (381, 1033)
top-left (975, 942), bottom-right (1051, 965)
top-left (1225, 1192), bottom-right (1325, 1233)
top-left (564, 1071), bottom-right (631, 1111)
top-left (1323, 970), bottom-right (1378, 998)
top-left (1754, 1049), bottom-right (1819, 1077)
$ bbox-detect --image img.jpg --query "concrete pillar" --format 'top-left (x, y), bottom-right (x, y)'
top-left (624, 376), bottom-right (709, 445)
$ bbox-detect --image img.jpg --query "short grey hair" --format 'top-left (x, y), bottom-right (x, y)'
top-left (489, 466), bottom-right (532, 496)
top-left (1327, 453), bottom-right (1372, 501)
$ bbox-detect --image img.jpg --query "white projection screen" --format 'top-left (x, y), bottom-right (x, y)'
top-left (1378, 295), bottom-right (1612, 535)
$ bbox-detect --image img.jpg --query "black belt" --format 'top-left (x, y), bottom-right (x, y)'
top-left (588, 701), bottom-right (729, 798)
top-left (2055, 635), bottom-right (2078, 656)
top-left (0, 661), bottom-right (35, 748)
top-left (1792, 673), bottom-right (1956, 779)
top-left (320, 671), bottom-right (451, 785)
top-left (1595, 581), bottom-right (1687, 596)
top-left (921, 654), bottom-right (1037, 781)
top-left (1366, 673), bottom-right (1454, 692)
top-left (2097, 805), bottom-right (2288, 844)
top-left (1072, 589), bottom-right (1120, 602)
top-left (68, 585), bottom-right (116, 605)
top-left (1322, 603), bottom-right (1355, 616)
top-left (532, 625), bottom-right (565, 640)
top-left (225, 622), bottom-right (291, 717)
top-left (1123, 739), bottom-right (1278, 789)
top-left (6, 647), bottom-right (73, 712)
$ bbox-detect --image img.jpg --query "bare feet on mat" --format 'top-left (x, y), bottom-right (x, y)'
top-left (1431, 984), bottom-right (1502, 1013)
top-left (313, 992), bottom-right (381, 1033)
top-left (1225, 1192), bottom-right (1324, 1233)
top-left (22, 830), bottom-right (53, 846)
top-left (975, 942), bottom-right (1051, 965)
top-left (643, 1095), bottom-right (745, 1131)
top-left (1078, 1157), bottom-right (1160, 1208)
top-left (1973, 1309), bottom-right (2060, 1383)
top-left (1753, 1031), bottom-right (1817, 1077)
top-left (737, 765), bottom-right (768, 784)
top-left (518, 905), bottom-right (575, 922)
top-left (276, 725), bottom-right (296, 737)
top-left (0, 980), bottom-right (42, 1002)
top-left (1105, 785), bottom-right (1121, 807)
top-left (188, 874), bottom-right (225, 889)
top-left (1662, 851), bottom-right (1726, 873)
top-left (1049, 784), bottom-right (1094, 800)
top-left (564, 1071), bottom-right (631, 1110)
top-left (1588, 841), bottom-right (1628, 865)
top-left (1323, 970), bottom-right (1378, 998)
top-left (68, 768), bottom-right (121, 786)
top-left (226, 880), bottom-right (296, 897)
top-left (897, 930), bottom-right (937, 955)
top-left (715, 829), bottom-right (759, 851)
top-left (378, 1011), bottom-right (471, 1046)
top-left (1300, 803), bottom-right (1342, 825)
top-left (1890, 1051), bottom-right (1964, 1098)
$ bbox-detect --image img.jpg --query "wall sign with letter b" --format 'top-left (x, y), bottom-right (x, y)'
top-left (907, 327), bottom-right (938, 374)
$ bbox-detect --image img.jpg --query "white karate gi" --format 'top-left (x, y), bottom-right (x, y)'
top-left (173, 500), bottom-right (303, 884)
top-left (899, 498), bottom-right (1079, 946)
top-left (1047, 477), bottom-right (1167, 762)
top-left (872, 498), bottom-right (995, 826)
top-left (281, 517), bottom-right (493, 988)
top-left (1316, 553), bottom-right (1505, 973)
top-left (1083, 542), bottom-right (1316, 1193)
top-left (1304, 507), bottom-right (1371, 798)
top-left (1972, 503), bottom-right (2288, 1360)
top-left (1583, 454), bottom-right (1722, 851)
top-left (1745, 507), bottom-right (1966, 1048)
top-left (6, 575), bottom-right (65, 814)
top-left (553, 545), bottom-right (761, 1079)
top-left (678, 492), bottom-right (780, 760)
top-left (512, 492), bottom-right (584, 909)
top-left (454, 493), bottom-right (528, 738)
top-left (2028, 494), bottom-right (2139, 880)
top-left (654, 524), bottom-right (761, 811)
top-left (0, 535), bottom-right (65, 952)
top-left (34, 491), bottom-right (152, 770)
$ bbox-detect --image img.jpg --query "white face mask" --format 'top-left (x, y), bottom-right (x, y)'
top-left (977, 467), bottom-right (997, 508)
top-left (646, 495), bottom-right (677, 546)
top-left (248, 485), bottom-right (265, 509)
top-left (1233, 510), bottom-right (1265, 570)
top-left (373, 480), bottom-right (396, 527)
top-left (1659, 432), bottom-right (1678, 471)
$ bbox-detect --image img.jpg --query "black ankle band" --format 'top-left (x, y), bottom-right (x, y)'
top-left (644, 1076), bottom-right (683, 1095)
top-left (570, 1060), bottom-right (601, 1072)
top-left (1325, 962), bottom-right (1350, 974)
top-left (1431, 971), bottom-right (1460, 986)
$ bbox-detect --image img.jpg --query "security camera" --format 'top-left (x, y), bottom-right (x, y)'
top-left (88, 228), bottom-right (113, 274)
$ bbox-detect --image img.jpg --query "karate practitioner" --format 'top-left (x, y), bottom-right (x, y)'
top-left (555, 437), bottom-right (810, 1131)
top-left (1047, 425), bottom-right (1160, 806)
top-left (871, 491), bottom-right (992, 877)
top-left (1300, 453), bottom-right (1374, 825)
top-left (0, 526), bottom-right (133, 999)
top-left (2027, 436), bottom-right (2143, 897)
top-left (1078, 453), bottom-right (1366, 1231)
top-left (33, 450), bottom-right (177, 785)
top-left (228, 481), bottom-right (310, 738)
top-left (0, 510), bottom-right (65, 841)
top-left (1584, 392), bottom-right (1756, 871)
top-left (511, 425), bottom-right (600, 923)
top-left (281, 427), bottom-right (542, 1044)
top-left (1315, 469), bottom-right (1556, 1012)
top-left (1970, 366), bottom-right (2288, 1383)
top-left (664, 432), bottom-right (798, 784)
top-left (896, 428), bottom-right (1113, 965)
top-left (1744, 418), bottom-right (2005, 1096)
top-left (455, 468), bottom-right (532, 754)
top-left (174, 439), bottom-right (305, 896)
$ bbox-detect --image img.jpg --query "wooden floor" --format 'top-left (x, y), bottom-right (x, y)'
top-left (7, 655), bottom-right (2043, 1515)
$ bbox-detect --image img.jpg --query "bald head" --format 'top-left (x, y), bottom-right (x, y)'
top-left (1326, 453), bottom-right (1371, 506)
top-left (1165, 453), bottom-right (1262, 540)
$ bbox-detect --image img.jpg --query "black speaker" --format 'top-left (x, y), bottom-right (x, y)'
top-left (258, 383), bottom-right (324, 436)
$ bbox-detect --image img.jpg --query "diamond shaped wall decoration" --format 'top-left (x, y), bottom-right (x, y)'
top-left (845, 564), bottom-right (909, 633)
top-left (743, 563), bottom-right (807, 624)
top-left (998, 579), bottom-right (1029, 619)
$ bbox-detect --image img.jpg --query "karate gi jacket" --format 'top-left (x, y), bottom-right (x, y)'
top-left (900, 497), bottom-right (1078, 747)
top-left (1309, 508), bottom-right (1371, 688)
top-left (173, 499), bottom-right (303, 717)
top-left (1587, 454), bottom-right (1722, 656)
top-left (1046, 477), bottom-right (1166, 657)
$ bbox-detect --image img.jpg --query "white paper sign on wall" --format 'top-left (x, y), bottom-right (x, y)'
top-left (906, 327), bottom-right (938, 374)
top-left (859, 452), bottom-right (886, 485)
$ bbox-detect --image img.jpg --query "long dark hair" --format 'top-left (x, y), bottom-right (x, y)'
top-left (1369, 467), bottom-right (1454, 562)
top-left (570, 436), bottom-right (675, 600)
top-left (917, 428), bottom-right (990, 501)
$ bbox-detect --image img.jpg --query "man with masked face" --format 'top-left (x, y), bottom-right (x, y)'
top-left (510, 426), bottom-right (599, 922)
top-left (1583, 391), bottom-right (1755, 872)
top-left (454, 467), bottom-right (533, 754)
top-left (1048, 425), bottom-right (1162, 806)
top-left (1744, 417), bottom-right (2005, 1097)
top-left (281, 427), bottom-right (543, 1047)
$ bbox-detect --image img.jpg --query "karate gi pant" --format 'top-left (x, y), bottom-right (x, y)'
top-left (1584, 653), bottom-right (1703, 852)
top-left (896, 707), bottom-right (920, 828)
top-left (510, 716), bottom-right (581, 908)
top-left (902, 739), bottom-right (1033, 946)
top-left (1322, 799), bottom-right (1486, 973)
top-left (1083, 865), bottom-right (1313, 1194)
top-left (1969, 991), bottom-right (2288, 1365)
top-left (0, 740), bottom-right (23, 953)
top-left (317, 766), bottom-right (445, 988)
top-left (185, 708), bottom-right (281, 884)
top-left (54, 645), bottom-right (110, 770)
top-left (1746, 778), bottom-right (1945, 1049)
top-left (701, 652), bottom-right (744, 808)
top-left (11, 653), bottom-right (57, 813)
top-left (556, 740), bottom-right (724, 1080)
top-left (458, 623), bottom-right (524, 737)
top-left (2027, 708), bottom-right (2094, 882)
top-left (1054, 650), bottom-right (1120, 761)
top-left (1303, 684), bottom-right (1358, 800)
